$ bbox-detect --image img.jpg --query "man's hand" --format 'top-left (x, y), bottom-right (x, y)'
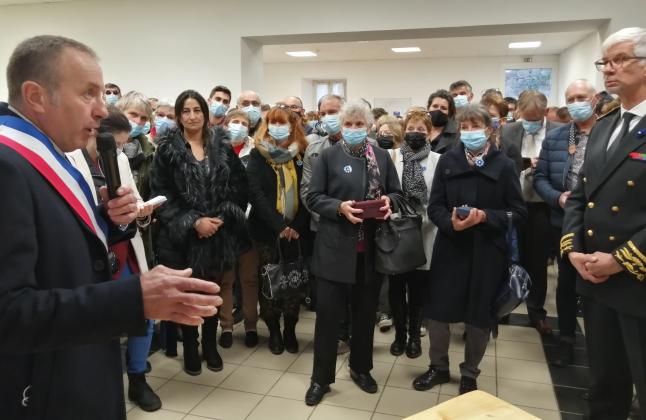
top-left (100, 186), bottom-right (138, 225)
top-left (451, 207), bottom-right (486, 231)
top-left (558, 191), bottom-right (571, 209)
top-left (586, 251), bottom-right (624, 278)
top-left (137, 202), bottom-right (154, 218)
top-left (377, 195), bottom-right (392, 220)
top-left (568, 252), bottom-right (610, 283)
top-left (339, 200), bottom-right (363, 224)
top-left (140, 265), bottom-right (222, 326)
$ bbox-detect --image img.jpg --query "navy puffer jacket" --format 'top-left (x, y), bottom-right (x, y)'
top-left (534, 123), bottom-right (573, 227)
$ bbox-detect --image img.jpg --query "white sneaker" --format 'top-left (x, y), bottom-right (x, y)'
top-left (377, 314), bottom-right (393, 332)
top-left (420, 325), bottom-right (427, 337)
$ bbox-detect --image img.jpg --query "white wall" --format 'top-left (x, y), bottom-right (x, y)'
top-left (0, 0), bottom-right (644, 101)
top-left (558, 32), bottom-right (604, 104)
top-left (264, 55), bottom-right (559, 112)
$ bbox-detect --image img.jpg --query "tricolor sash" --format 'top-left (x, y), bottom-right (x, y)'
top-left (0, 115), bottom-right (108, 249)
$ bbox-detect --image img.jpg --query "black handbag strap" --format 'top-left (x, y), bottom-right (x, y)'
top-left (274, 236), bottom-right (303, 263)
top-left (391, 194), bottom-right (417, 217)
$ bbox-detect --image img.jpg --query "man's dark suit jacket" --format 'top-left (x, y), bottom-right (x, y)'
top-left (500, 119), bottom-right (564, 174)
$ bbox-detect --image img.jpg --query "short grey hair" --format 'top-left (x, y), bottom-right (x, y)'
top-left (339, 101), bottom-right (373, 127)
top-left (116, 91), bottom-right (153, 120)
top-left (317, 94), bottom-right (345, 110)
top-left (602, 27), bottom-right (646, 59)
top-left (7, 35), bottom-right (97, 104)
top-left (565, 79), bottom-right (596, 97)
top-left (156, 99), bottom-right (173, 109)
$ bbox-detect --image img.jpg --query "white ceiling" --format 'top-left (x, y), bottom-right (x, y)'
top-left (263, 30), bottom-right (595, 63)
top-left (0, 0), bottom-right (70, 4)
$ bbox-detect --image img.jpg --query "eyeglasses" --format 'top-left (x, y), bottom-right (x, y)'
top-left (594, 55), bottom-right (646, 71)
top-left (105, 90), bottom-right (120, 95)
top-left (277, 104), bottom-right (302, 111)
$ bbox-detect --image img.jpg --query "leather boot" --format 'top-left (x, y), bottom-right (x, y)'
top-left (266, 318), bottom-right (284, 355)
top-left (406, 307), bottom-right (423, 359)
top-left (127, 372), bottom-right (162, 412)
top-left (283, 315), bottom-right (299, 354)
top-left (181, 325), bottom-right (201, 376)
top-left (389, 297), bottom-right (407, 356)
top-left (201, 316), bottom-right (223, 371)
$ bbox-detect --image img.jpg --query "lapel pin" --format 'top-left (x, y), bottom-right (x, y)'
top-left (638, 129), bottom-right (646, 138)
top-left (344, 165), bottom-right (352, 173)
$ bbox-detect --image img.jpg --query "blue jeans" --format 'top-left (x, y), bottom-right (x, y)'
top-left (120, 262), bottom-right (154, 374)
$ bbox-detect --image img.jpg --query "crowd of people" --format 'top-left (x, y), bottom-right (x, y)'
top-left (1, 26), bottom-right (645, 420)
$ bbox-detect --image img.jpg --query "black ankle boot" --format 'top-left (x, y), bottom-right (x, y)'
top-left (390, 323), bottom-right (407, 356)
top-left (181, 325), bottom-right (201, 376)
top-left (283, 316), bottom-right (299, 354)
top-left (202, 316), bottom-right (223, 371)
top-left (406, 308), bottom-right (423, 359)
top-left (266, 318), bottom-right (284, 355)
top-left (128, 372), bottom-right (162, 412)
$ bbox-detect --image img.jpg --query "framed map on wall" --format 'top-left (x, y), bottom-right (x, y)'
top-left (504, 68), bottom-right (553, 100)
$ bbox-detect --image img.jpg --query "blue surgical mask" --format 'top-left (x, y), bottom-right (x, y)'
top-left (567, 101), bottom-right (594, 122)
top-left (491, 117), bottom-right (501, 130)
top-left (522, 119), bottom-right (543, 134)
top-left (342, 127), bottom-right (367, 145)
top-left (210, 100), bottom-right (228, 117)
top-left (460, 130), bottom-right (488, 151)
top-left (155, 117), bottom-right (176, 134)
top-left (243, 105), bottom-right (262, 126)
top-left (307, 120), bottom-right (318, 129)
top-left (142, 121), bottom-right (151, 135)
top-left (506, 111), bottom-right (515, 122)
top-left (227, 123), bottom-right (249, 142)
top-left (321, 114), bottom-right (341, 135)
top-left (105, 94), bottom-right (119, 106)
top-left (129, 120), bottom-right (144, 138)
top-left (454, 95), bottom-right (469, 109)
top-left (268, 124), bottom-right (291, 142)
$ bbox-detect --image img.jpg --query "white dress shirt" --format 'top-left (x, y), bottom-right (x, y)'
top-left (520, 118), bottom-right (547, 202)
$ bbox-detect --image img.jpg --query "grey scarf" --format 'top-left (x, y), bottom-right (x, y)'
top-left (401, 142), bottom-right (431, 205)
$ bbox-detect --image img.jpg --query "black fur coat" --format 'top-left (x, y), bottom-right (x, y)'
top-left (151, 127), bottom-right (249, 276)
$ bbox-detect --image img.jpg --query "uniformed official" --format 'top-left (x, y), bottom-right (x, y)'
top-left (561, 27), bottom-right (646, 420)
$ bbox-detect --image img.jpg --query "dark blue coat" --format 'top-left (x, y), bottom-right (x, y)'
top-left (534, 123), bottom-right (573, 227)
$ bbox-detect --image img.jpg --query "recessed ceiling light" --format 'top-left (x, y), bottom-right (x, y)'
top-left (508, 41), bottom-right (541, 49)
top-left (391, 47), bottom-right (421, 53)
top-left (286, 51), bottom-right (317, 57)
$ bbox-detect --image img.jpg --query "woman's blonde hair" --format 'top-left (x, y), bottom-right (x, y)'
top-left (254, 106), bottom-right (307, 153)
top-left (376, 115), bottom-right (404, 146)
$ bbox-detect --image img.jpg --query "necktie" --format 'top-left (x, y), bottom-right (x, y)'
top-left (607, 112), bottom-right (635, 159)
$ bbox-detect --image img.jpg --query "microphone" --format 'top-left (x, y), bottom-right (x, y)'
top-left (96, 132), bottom-right (121, 199)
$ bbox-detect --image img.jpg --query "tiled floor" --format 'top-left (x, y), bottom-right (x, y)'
top-left (125, 263), bottom-right (573, 420)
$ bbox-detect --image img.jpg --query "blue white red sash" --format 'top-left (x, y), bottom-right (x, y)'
top-left (0, 115), bottom-right (108, 249)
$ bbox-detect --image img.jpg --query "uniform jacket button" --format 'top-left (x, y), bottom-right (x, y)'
top-left (587, 202), bottom-right (595, 209)
top-left (612, 206), bottom-right (620, 213)
top-left (628, 180), bottom-right (635, 187)
top-left (609, 236), bottom-right (616, 241)
top-left (587, 229), bottom-right (594, 237)
top-left (93, 259), bottom-right (106, 272)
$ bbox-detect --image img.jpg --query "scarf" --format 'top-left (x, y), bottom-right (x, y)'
top-left (400, 142), bottom-right (431, 205)
top-left (256, 140), bottom-right (300, 221)
top-left (464, 141), bottom-right (491, 167)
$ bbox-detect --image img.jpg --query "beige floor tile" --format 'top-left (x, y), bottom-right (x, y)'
top-left (320, 378), bottom-right (383, 411)
top-left (394, 352), bottom-right (430, 368)
top-left (437, 394), bottom-right (454, 404)
top-left (310, 404), bottom-right (373, 420)
top-left (268, 372), bottom-right (311, 401)
top-left (190, 388), bottom-right (263, 420)
top-left (371, 414), bottom-right (403, 420)
top-left (516, 405), bottom-right (562, 420)
top-left (294, 317), bottom-right (317, 335)
top-left (512, 303), bottom-right (529, 315)
top-left (386, 363), bottom-right (427, 390)
top-left (183, 416), bottom-right (219, 420)
top-left (243, 345), bottom-right (299, 371)
top-left (287, 351), bottom-right (347, 375)
top-left (373, 341), bottom-right (399, 363)
top-left (373, 326), bottom-right (396, 344)
top-left (172, 363), bottom-right (237, 387)
top-left (496, 325), bottom-right (542, 344)
top-left (439, 374), bottom-right (497, 397)
top-left (154, 380), bottom-right (214, 413)
top-left (375, 386), bottom-right (439, 417)
top-left (147, 353), bottom-right (184, 379)
top-left (246, 396), bottom-right (314, 420)
top-left (497, 357), bottom-right (552, 384)
top-left (299, 308), bottom-right (317, 319)
top-left (497, 378), bottom-right (559, 411)
top-left (218, 341), bottom-right (258, 365)
top-left (127, 408), bottom-right (185, 420)
top-left (124, 402), bottom-right (135, 413)
top-left (123, 375), bottom-right (168, 395)
top-left (496, 340), bottom-right (547, 363)
top-left (219, 366), bottom-right (283, 394)
top-left (336, 359), bottom-right (393, 385)
top-left (446, 353), bottom-right (496, 378)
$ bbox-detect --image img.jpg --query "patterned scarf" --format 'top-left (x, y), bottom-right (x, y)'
top-left (256, 140), bottom-right (300, 222)
top-left (400, 142), bottom-right (431, 205)
top-left (464, 141), bottom-right (491, 167)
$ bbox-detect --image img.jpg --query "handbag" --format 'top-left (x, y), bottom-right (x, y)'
top-left (493, 211), bottom-right (532, 319)
top-left (374, 194), bottom-right (427, 275)
top-left (261, 238), bottom-right (309, 300)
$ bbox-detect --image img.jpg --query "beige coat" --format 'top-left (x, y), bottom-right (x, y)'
top-left (67, 149), bottom-right (149, 273)
top-left (390, 148), bottom-right (440, 271)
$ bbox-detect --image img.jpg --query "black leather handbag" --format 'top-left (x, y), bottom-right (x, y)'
top-left (375, 194), bottom-right (427, 275)
top-left (493, 212), bottom-right (532, 319)
top-left (261, 238), bottom-right (309, 300)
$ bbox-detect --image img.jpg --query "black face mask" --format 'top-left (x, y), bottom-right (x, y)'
top-left (429, 109), bottom-right (449, 127)
top-left (377, 135), bottom-right (395, 149)
top-left (404, 132), bottom-right (428, 150)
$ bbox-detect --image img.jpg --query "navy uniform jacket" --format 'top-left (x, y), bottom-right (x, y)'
top-left (0, 106), bottom-right (145, 419)
top-left (561, 107), bottom-right (646, 318)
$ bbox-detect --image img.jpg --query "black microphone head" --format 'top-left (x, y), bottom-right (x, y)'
top-left (96, 132), bottom-right (117, 153)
